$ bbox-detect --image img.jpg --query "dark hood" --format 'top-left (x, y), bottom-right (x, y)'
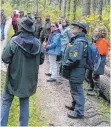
top-left (12, 31), bottom-right (41, 56)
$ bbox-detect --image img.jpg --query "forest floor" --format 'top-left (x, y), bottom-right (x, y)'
top-left (1, 18), bottom-right (110, 126)
top-left (37, 55), bottom-right (110, 126)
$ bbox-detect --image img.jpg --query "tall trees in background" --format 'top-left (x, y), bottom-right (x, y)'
top-left (9, 0), bottom-right (109, 21)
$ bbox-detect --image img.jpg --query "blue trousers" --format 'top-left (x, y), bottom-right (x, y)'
top-left (69, 68), bottom-right (86, 116)
top-left (69, 82), bottom-right (85, 116)
top-left (1, 90), bottom-right (29, 126)
top-left (1, 24), bottom-right (5, 40)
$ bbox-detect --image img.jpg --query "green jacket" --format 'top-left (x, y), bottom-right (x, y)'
top-left (2, 31), bottom-right (45, 98)
top-left (35, 21), bottom-right (43, 39)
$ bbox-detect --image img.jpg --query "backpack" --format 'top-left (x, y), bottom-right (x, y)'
top-left (59, 38), bottom-right (101, 80)
top-left (84, 41), bottom-right (101, 72)
top-left (59, 43), bottom-right (72, 80)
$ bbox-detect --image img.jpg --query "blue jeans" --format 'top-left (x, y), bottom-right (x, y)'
top-left (1, 24), bottom-right (5, 40)
top-left (1, 90), bottom-right (29, 126)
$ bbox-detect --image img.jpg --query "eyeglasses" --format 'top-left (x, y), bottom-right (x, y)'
top-left (51, 25), bottom-right (56, 27)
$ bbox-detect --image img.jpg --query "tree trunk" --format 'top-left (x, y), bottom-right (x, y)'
top-left (59, 0), bottom-right (62, 10)
top-left (106, 0), bottom-right (110, 4)
top-left (49, 0), bottom-right (52, 5)
top-left (73, 0), bottom-right (77, 20)
top-left (91, 0), bottom-right (96, 14)
top-left (44, 0), bottom-right (47, 10)
top-left (103, 0), bottom-right (107, 7)
top-left (35, 0), bottom-right (39, 13)
top-left (62, 0), bottom-right (66, 17)
top-left (100, 75), bottom-right (110, 102)
top-left (67, 0), bottom-right (71, 17)
top-left (82, 0), bottom-right (91, 16)
top-left (97, 0), bottom-right (103, 20)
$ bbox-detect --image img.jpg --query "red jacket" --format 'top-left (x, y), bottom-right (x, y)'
top-left (12, 14), bottom-right (19, 25)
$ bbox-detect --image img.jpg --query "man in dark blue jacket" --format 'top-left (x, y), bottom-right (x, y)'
top-left (64, 21), bottom-right (88, 119)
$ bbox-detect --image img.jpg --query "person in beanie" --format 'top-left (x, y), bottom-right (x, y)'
top-left (1, 17), bottom-right (45, 126)
top-left (64, 21), bottom-right (88, 119)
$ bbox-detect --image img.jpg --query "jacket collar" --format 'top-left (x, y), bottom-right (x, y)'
top-left (71, 32), bottom-right (86, 43)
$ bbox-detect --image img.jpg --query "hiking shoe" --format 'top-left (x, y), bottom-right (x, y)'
top-left (47, 78), bottom-right (56, 82)
top-left (65, 105), bottom-right (74, 111)
top-left (45, 73), bottom-right (51, 76)
top-left (86, 87), bottom-right (93, 91)
top-left (87, 91), bottom-right (97, 96)
top-left (67, 112), bottom-right (84, 119)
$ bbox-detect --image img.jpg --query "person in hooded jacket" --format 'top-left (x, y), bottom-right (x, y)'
top-left (1, 17), bottom-right (44, 126)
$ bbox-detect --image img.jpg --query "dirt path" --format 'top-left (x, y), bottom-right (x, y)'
top-left (37, 55), bottom-right (110, 126)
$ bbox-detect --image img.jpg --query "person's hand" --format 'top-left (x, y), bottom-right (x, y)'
top-left (44, 42), bottom-right (49, 51)
top-left (43, 41), bottom-right (47, 46)
top-left (63, 64), bottom-right (70, 70)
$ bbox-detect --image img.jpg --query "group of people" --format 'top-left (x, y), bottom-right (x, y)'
top-left (1, 10), bottom-right (109, 126)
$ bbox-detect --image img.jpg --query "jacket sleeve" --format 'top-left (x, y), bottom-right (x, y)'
top-left (67, 29), bottom-right (72, 43)
top-left (48, 33), bottom-right (60, 49)
top-left (40, 44), bottom-right (45, 65)
top-left (65, 40), bottom-right (84, 67)
top-left (2, 40), bottom-right (17, 64)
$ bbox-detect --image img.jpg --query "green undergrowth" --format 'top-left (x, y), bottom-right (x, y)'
top-left (8, 26), bottom-right (14, 41)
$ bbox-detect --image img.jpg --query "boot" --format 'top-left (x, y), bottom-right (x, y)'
top-left (45, 73), bottom-right (51, 76)
top-left (47, 78), bottom-right (56, 82)
top-left (65, 102), bottom-right (75, 111)
top-left (67, 111), bottom-right (84, 119)
top-left (87, 90), bottom-right (97, 96)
